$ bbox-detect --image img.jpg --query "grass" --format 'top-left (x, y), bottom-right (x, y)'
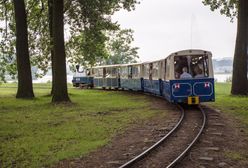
top-left (0, 84), bottom-right (165, 168)
top-left (208, 83), bottom-right (248, 161)
top-left (212, 83), bottom-right (248, 126)
top-left (0, 82), bottom-right (72, 89)
top-left (2, 82), bottom-right (248, 167)
top-left (224, 151), bottom-right (245, 161)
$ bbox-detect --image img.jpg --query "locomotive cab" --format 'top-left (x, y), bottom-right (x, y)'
top-left (72, 65), bottom-right (93, 87)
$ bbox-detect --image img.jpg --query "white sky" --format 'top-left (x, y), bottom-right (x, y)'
top-left (112, 0), bottom-right (237, 62)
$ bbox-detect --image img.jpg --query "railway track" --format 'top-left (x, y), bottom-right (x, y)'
top-left (119, 105), bottom-right (206, 168)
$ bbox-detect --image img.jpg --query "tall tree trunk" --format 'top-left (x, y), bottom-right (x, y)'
top-left (246, 2), bottom-right (248, 93)
top-left (48, 0), bottom-right (55, 95)
top-left (52, 0), bottom-right (70, 102)
top-left (231, 0), bottom-right (248, 95)
top-left (13, 0), bottom-right (34, 98)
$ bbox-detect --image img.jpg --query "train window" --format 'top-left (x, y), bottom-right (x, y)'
top-left (91, 69), bottom-right (95, 76)
top-left (164, 59), bottom-right (167, 80)
top-left (103, 68), bottom-right (106, 78)
top-left (105, 68), bottom-right (111, 77)
top-left (120, 66), bottom-right (128, 78)
top-left (132, 65), bottom-right (140, 79)
top-left (152, 62), bottom-right (159, 80)
top-left (143, 64), bottom-right (150, 79)
top-left (149, 63), bottom-right (153, 80)
top-left (95, 68), bottom-right (103, 77)
top-left (92, 69), bottom-right (97, 77)
top-left (174, 56), bottom-right (188, 79)
top-left (174, 55), bottom-right (209, 79)
top-left (86, 69), bottom-right (90, 76)
top-left (111, 67), bottom-right (118, 78)
top-left (191, 55), bottom-right (209, 78)
top-left (128, 66), bottom-right (132, 78)
top-left (159, 61), bottom-right (163, 79)
top-left (94, 69), bottom-right (98, 77)
top-left (166, 60), bottom-right (170, 80)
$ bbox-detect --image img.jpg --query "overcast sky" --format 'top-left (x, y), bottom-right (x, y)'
top-left (112, 0), bottom-right (237, 62)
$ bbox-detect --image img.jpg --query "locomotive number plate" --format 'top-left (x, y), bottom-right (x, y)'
top-left (188, 96), bottom-right (199, 105)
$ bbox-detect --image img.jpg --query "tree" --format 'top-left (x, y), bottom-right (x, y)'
top-left (13, 0), bottom-right (34, 98)
top-left (104, 29), bottom-right (139, 65)
top-left (203, 0), bottom-right (248, 95)
top-left (0, 1), bottom-right (16, 82)
top-left (51, 0), bottom-right (70, 102)
top-left (48, 0), bottom-right (55, 95)
top-left (65, 0), bottom-right (139, 68)
top-left (0, 0), bottom-right (50, 84)
top-left (231, 0), bottom-right (248, 95)
top-left (1, 0), bottom-right (139, 102)
top-left (27, 0), bottom-right (51, 78)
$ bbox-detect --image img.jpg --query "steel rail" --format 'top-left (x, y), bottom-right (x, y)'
top-left (119, 105), bottom-right (185, 168)
top-left (166, 105), bottom-right (206, 168)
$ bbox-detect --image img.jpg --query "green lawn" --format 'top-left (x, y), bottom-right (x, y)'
top-left (0, 85), bottom-right (165, 168)
top-left (211, 83), bottom-right (248, 126)
top-left (1, 82), bottom-right (247, 167)
top-left (211, 83), bottom-right (248, 162)
top-left (0, 82), bottom-right (72, 89)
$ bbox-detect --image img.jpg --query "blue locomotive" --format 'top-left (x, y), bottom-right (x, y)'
top-left (72, 65), bottom-right (93, 88)
top-left (72, 49), bottom-right (215, 105)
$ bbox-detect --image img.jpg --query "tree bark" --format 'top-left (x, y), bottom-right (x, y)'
top-left (231, 0), bottom-right (248, 95)
top-left (13, 0), bottom-right (34, 98)
top-left (52, 0), bottom-right (70, 102)
top-left (48, 0), bottom-right (55, 95)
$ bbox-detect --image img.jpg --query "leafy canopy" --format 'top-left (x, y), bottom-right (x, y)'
top-left (103, 29), bottom-right (139, 65)
top-left (0, 0), bottom-right (139, 81)
top-left (202, 0), bottom-right (238, 20)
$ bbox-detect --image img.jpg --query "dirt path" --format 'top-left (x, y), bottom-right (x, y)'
top-left (177, 106), bottom-right (248, 168)
top-left (53, 97), bottom-right (248, 168)
top-left (130, 106), bottom-right (203, 168)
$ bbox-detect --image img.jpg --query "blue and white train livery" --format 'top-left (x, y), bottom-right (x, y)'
top-left (72, 49), bottom-right (215, 105)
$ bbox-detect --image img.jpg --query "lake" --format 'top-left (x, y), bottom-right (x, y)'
top-left (31, 74), bottom-right (232, 83)
top-left (214, 73), bottom-right (232, 82)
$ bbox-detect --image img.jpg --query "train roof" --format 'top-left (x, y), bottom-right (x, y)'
top-left (168, 49), bottom-right (212, 57)
top-left (91, 49), bottom-right (212, 69)
top-left (141, 50), bottom-right (212, 65)
top-left (119, 62), bottom-right (143, 67)
top-left (92, 64), bottom-right (121, 69)
top-left (92, 62), bottom-right (143, 69)
top-left (142, 59), bottom-right (165, 65)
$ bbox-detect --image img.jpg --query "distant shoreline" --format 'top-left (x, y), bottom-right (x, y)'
top-left (3, 73), bottom-right (232, 83)
top-left (214, 72), bottom-right (232, 75)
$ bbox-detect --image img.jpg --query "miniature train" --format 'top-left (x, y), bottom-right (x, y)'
top-left (72, 49), bottom-right (215, 105)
